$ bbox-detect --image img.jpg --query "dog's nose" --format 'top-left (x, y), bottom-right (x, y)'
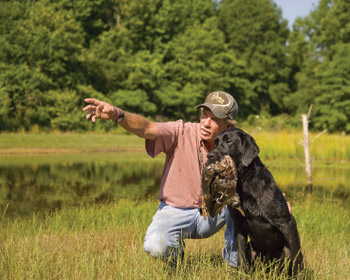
top-left (207, 152), bottom-right (215, 160)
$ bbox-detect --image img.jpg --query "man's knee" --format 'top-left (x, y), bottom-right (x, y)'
top-left (143, 232), bottom-right (172, 258)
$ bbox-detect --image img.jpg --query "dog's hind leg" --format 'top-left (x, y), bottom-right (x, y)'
top-left (278, 217), bottom-right (304, 275)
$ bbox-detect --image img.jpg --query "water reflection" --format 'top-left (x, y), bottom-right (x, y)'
top-left (0, 156), bottom-right (163, 218)
top-left (0, 154), bottom-right (349, 218)
top-left (269, 165), bottom-right (350, 209)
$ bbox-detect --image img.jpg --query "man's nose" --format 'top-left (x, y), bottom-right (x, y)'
top-left (203, 117), bottom-right (211, 127)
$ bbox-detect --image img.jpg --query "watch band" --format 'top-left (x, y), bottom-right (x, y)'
top-left (116, 109), bottom-right (125, 123)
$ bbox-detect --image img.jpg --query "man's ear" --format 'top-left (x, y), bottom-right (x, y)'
top-left (241, 132), bottom-right (260, 167)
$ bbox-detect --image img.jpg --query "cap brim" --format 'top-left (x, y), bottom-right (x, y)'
top-left (196, 104), bottom-right (227, 119)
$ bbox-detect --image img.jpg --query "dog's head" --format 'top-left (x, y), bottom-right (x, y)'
top-left (206, 128), bottom-right (260, 168)
top-left (201, 128), bottom-right (259, 217)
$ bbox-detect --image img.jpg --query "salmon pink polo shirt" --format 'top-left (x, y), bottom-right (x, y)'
top-left (145, 120), bottom-right (208, 209)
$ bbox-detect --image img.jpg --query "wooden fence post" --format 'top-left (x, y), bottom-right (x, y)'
top-left (302, 114), bottom-right (313, 193)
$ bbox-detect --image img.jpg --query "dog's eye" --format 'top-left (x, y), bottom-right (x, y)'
top-left (214, 139), bottom-right (219, 147)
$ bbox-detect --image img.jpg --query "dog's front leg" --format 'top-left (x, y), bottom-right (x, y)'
top-left (228, 207), bottom-right (249, 269)
top-left (235, 229), bottom-right (249, 268)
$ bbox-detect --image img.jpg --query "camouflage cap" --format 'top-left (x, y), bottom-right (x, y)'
top-left (196, 91), bottom-right (239, 120)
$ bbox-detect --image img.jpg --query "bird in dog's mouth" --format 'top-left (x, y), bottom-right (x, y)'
top-left (201, 155), bottom-right (238, 218)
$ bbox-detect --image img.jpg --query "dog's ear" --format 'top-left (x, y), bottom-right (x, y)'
top-left (241, 132), bottom-right (260, 167)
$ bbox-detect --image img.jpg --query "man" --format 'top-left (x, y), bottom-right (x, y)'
top-left (83, 91), bottom-right (240, 266)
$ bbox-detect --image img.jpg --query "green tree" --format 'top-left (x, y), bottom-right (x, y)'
top-left (308, 0), bottom-right (350, 58)
top-left (312, 43), bottom-right (350, 133)
top-left (84, 26), bottom-right (132, 94)
top-left (159, 17), bottom-right (250, 121)
top-left (51, 0), bottom-right (112, 44)
top-left (85, 0), bottom-right (227, 121)
top-left (0, 64), bottom-right (55, 131)
top-left (48, 89), bottom-right (88, 131)
top-left (283, 16), bottom-right (321, 116)
top-left (18, 1), bottom-right (86, 88)
top-left (217, 0), bottom-right (290, 116)
top-left (0, 0), bottom-right (88, 131)
top-left (286, 0), bottom-right (350, 131)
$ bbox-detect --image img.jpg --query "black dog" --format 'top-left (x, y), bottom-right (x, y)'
top-left (205, 128), bottom-right (304, 275)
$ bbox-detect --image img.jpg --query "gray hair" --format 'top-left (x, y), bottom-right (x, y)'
top-left (226, 118), bottom-right (237, 128)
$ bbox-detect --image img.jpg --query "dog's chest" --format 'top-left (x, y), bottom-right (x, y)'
top-left (238, 188), bottom-right (268, 221)
top-left (237, 190), bottom-right (285, 244)
top-left (239, 198), bottom-right (281, 241)
top-left (241, 199), bottom-right (264, 220)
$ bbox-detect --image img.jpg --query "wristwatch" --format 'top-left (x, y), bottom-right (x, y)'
top-left (116, 109), bottom-right (125, 123)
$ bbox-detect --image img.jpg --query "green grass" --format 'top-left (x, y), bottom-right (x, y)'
top-left (0, 133), bottom-right (144, 151)
top-left (251, 130), bottom-right (350, 164)
top-left (1, 130), bottom-right (349, 166)
top-left (0, 131), bottom-right (349, 279)
top-left (0, 198), bottom-right (349, 279)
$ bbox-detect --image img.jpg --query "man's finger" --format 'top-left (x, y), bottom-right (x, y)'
top-left (84, 98), bottom-right (101, 105)
top-left (82, 105), bottom-right (96, 112)
top-left (287, 202), bottom-right (292, 214)
top-left (86, 111), bottom-right (93, 120)
top-left (283, 193), bottom-right (292, 214)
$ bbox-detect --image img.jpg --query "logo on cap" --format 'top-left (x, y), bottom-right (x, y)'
top-left (211, 92), bottom-right (225, 104)
top-left (196, 91), bottom-right (238, 120)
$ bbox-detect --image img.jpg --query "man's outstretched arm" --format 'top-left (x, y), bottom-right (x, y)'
top-left (83, 98), bottom-right (158, 140)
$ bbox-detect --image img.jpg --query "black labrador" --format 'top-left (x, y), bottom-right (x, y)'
top-left (205, 128), bottom-right (304, 275)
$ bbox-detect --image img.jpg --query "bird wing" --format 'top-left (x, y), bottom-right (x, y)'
top-left (201, 155), bottom-right (238, 218)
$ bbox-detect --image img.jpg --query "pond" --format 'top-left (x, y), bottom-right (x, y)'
top-left (0, 152), bottom-right (349, 218)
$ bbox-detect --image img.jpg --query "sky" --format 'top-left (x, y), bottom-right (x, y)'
top-left (273, 0), bottom-right (319, 27)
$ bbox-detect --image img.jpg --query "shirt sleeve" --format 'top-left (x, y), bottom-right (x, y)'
top-left (145, 120), bottom-right (184, 158)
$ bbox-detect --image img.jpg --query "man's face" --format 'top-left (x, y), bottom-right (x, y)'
top-left (199, 108), bottom-right (229, 144)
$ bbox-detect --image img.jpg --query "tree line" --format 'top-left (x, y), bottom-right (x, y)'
top-left (0, 0), bottom-right (349, 133)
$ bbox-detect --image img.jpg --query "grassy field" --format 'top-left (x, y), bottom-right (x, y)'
top-left (0, 133), bottom-right (145, 154)
top-left (0, 131), bottom-right (349, 279)
top-left (0, 198), bottom-right (349, 279)
top-left (0, 130), bottom-right (349, 165)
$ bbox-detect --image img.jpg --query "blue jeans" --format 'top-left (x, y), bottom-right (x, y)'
top-left (143, 201), bottom-right (237, 267)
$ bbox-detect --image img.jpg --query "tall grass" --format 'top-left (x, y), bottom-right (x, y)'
top-left (1, 132), bottom-right (349, 278)
top-left (1, 131), bottom-right (349, 165)
top-left (250, 130), bottom-right (350, 164)
top-left (0, 133), bottom-right (144, 152)
top-left (0, 198), bottom-right (349, 279)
